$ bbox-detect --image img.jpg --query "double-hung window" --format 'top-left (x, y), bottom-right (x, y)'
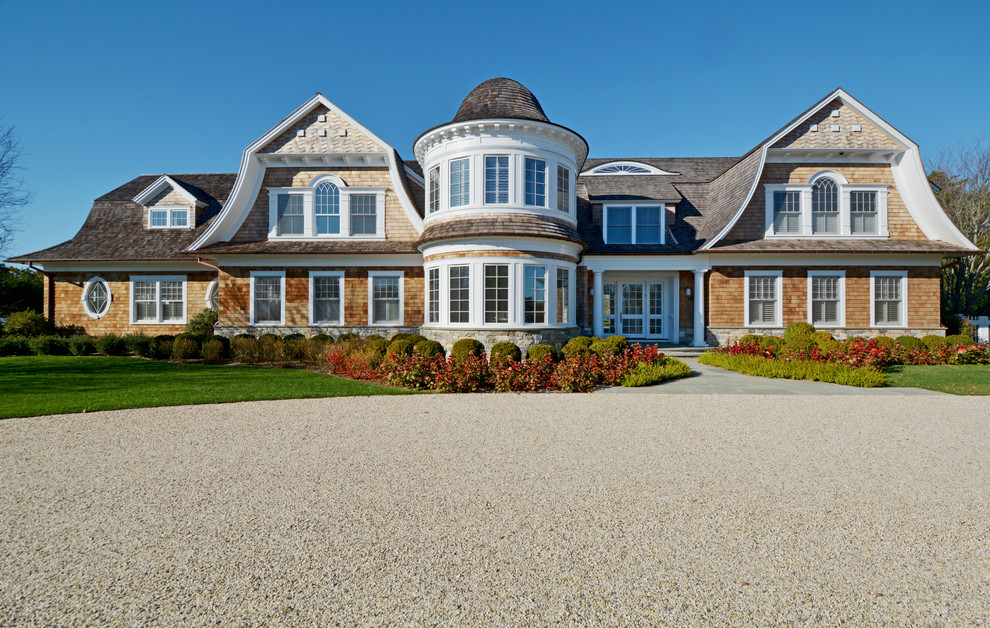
top-left (745, 271), bottom-right (781, 327)
top-left (428, 166), bottom-right (440, 214)
top-left (523, 265), bottom-right (546, 324)
top-left (277, 194), bottom-right (305, 236)
top-left (772, 191), bottom-right (801, 234)
top-left (812, 178), bottom-right (839, 234)
top-left (484, 265), bottom-right (509, 323)
top-left (149, 207), bottom-right (191, 229)
top-left (450, 158), bottom-right (470, 207)
top-left (871, 271), bottom-right (906, 327)
top-left (485, 155), bottom-right (509, 204)
top-left (314, 181), bottom-right (340, 235)
top-left (427, 268), bottom-right (440, 324)
top-left (369, 272), bottom-right (403, 325)
top-left (556, 268), bottom-right (570, 324)
top-left (604, 205), bottom-right (665, 244)
top-left (765, 172), bottom-right (888, 237)
top-left (250, 271), bottom-right (284, 325)
top-left (350, 194), bottom-right (377, 236)
top-left (556, 166), bottom-right (570, 212)
top-left (131, 275), bottom-right (186, 324)
top-left (524, 157), bottom-right (546, 207)
top-left (808, 271), bottom-right (844, 327)
top-left (310, 271), bottom-right (343, 325)
top-left (449, 266), bottom-right (470, 323)
top-left (850, 191), bottom-right (878, 235)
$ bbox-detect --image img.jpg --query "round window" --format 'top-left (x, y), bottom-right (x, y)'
top-left (205, 278), bottom-right (219, 311)
top-left (82, 277), bottom-right (111, 319)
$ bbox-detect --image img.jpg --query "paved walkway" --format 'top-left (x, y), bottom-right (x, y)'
top-left (602, 357), bottom-right (944, 395)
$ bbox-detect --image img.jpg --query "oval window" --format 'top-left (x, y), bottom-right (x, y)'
top-left (82, 276), bottom-right (111, 318)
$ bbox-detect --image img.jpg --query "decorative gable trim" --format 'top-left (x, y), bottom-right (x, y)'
top-left (133, 175), bottom-right (207, 208)
top-left (700, 88), bottom-right (978, 252)
top-left (189, 94), bottom-right (424, 251)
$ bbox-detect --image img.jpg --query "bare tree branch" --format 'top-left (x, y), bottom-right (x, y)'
top-left (0, 123), bottom-right (31, 257)
top-left (928, 137), bottom-right (990, 242)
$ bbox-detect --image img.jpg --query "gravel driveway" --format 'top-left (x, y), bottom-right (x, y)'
top-left (2, 394), bottom-right (988, 625)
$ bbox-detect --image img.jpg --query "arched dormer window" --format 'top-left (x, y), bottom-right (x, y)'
top-left (314, 180), bottom-right (340, 235)
top-left (812, 177), bottom-right (839, 234)
top-left (581, 161), bottom-right (678, 176)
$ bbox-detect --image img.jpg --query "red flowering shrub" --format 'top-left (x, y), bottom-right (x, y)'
top-left (957, 342), bottom-right (990, 365)
top-left (550, 356), bottom-right (603, 392)
top-left (433, 356), bottom-right (491, 392)
top-left (491, 353), bottom-right (557, 391)
top-left (326, 339), bottom-right (381, 381)
top-left (378, 354), bottom-right (446, 390)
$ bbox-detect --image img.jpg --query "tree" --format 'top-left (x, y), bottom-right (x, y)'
top-left (0, 123), bottom-right (30, 258)
top-left (0, 264), bottom-right (43, 316)
top-left (929, 138), bottom-right (990, 318)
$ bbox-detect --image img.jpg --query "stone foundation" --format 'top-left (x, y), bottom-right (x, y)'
top-left (709, 326), bottom-right (945, 347)
top-left (421, 327), bottom-right (578, 353)
top-left (215, 325), bottom-right (422, 339)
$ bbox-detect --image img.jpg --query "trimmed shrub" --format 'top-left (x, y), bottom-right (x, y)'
top-left (813, 331), bottom-right (834, 346)
top-left (201, 338), bottom-right (226, 364)
top-left (96, 333), bottom-right (127, 356)
top-left (389, 333), bottom-right (412, 342)
top-left (281, 335), bottom-right (305, 361)
top-left (387, 338), bottom-right (414, 357)
top-left (68, 335), bottom-right (96, 356)
top-left (784, 335), bottom-right (816, 358)
top-left (739, 334), bottom-right (763, 345)
top-left (123, 333), bottom-right (152, 357)
top-left (621, 358), bottom-right (693, 387)
top-left (562, 337), bottom-right (593, 359)
top-left (568, 336), bottom-right (595, 348)
top-left (301, 335), bottom-right (332, 364)
top-left (363, 335), bottom-right (389, 365)
top-left (171, 334), bottom-right (201, 360)
top-left (921, 335), bottom-right (948, 350)
top-left (783, 322), bottom-right (816, 342)
top-left (30, 335), bottom-right (70, 356)
top-left (207, 335), bottom-right (230, 357)
top-left (0, 336), bottom-right (32, 356)
top-left (758, 336), bottom-right (785, 355)
top-left (699, 352), bottom-right (886, 387)
top-left (489, 341), bottom-right (522, 363)
top-left (53, 323), bottom-right (86, 338)
top-left (872, 336), bottom-right (898, 349)
top-left (257, 334), bottom-right (283, 363)
top-left (231, 335), bottom-right (258, 363)
top-left (414, 339), bottom-right (445, 358)
top-left (591, 336), bottom-right (629, 358)
top-left (337, 333), bottom-right (359, 343)
top-left (945, 334), bottom-right (975, 347)
top-left (405, 334), bottom-right (427, 346)
top-left (896, 335), bottom-right (924, 351)
top-left (527, 344), bottom-right (558, 363)
top-left (185, 308), bottom-right (218, 336)
top-left (844, 336), bottom-right (866, 344)
top-left (312, 333), bottom-right (333, 346)
top-left (3, 310), bottom-right (49, 337)
top-left (149, 335), bottom-right (175, 360)
top-left (451, 338), bottom-right (485, 364)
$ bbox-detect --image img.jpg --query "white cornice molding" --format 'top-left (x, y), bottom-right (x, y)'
top-left (413, 118), bottom-right (588, 165)
top-left (133, 175), bottom-right (207, 208)
top-left (256, 152), bottom-right (389, 167)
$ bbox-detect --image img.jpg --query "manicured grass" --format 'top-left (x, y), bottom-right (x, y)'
top-left (0, 356), bottom-right (412, 419)
top-left (885, 364), bottom-right (990, 395)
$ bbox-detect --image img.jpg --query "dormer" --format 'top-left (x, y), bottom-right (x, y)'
top-left (133, 175), bottom-right (207, 230)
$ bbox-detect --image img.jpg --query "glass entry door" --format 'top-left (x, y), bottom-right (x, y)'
top-left (617, 281), bottom-right (665, 339)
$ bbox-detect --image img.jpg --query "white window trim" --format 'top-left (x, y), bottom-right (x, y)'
top-left (368, 270), bottom-right (404, 326)
top-left (603, 204), bottom-right (667, 245)
top-left (427, 166), bottom-right (440, 214)
top-left (148, 206), bottom-right (192, 230)
top-left (446, 264), bottom-right (471, 325)
top-left (764, 170), bottom-right (889, 238)
top-left (267, 174), bottom-right (385, 240)
top-left (743, 270), bottom-right (783, 328)
top-left (249, 270), bottom-right (285, 327)
top-left (556, 165), bottom-right (572, 214)
top-left (870, 270), bottom-right (908, 328)
top-left (449, 157), bottom-right (471, 208)
top-left (205, 278), bottom-right (219, 310)
top-left (806, 270), bottom-right (845, 328)
top-left (483, 154), bottom-right (511, 206)
top-left (129, 275), bottom-right (187, 325)
top-left (309, 271), bottom-right (345, 326)
top-left (81, 276), bottom-right (111, 319)
top-left (523, 157), bottom-right (548, 208)
top-left (426, 267), bottom-right (440, 324)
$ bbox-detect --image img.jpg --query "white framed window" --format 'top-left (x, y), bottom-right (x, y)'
top-left (268, 175), bottom-right (385, 239)
top-left (369, 271), bottom-right (403, 326)
top-left (556, 267), bottom-right (570, 324)
top-left (765, 170), bottom-right (889, 238)
top-left (744, 270), bottom-right (782, 327)
top-left (148, 207), bottom-right (191, 230)
top-left (603, 204), bottom-right (665, 244)
top-left (602, 283), bottom-right (616, 334)
top-left (428, 166), bottom-right (440, 214)
top-left (807, 271), bottom-right (845, 327)
top-left (82, 276), bottom-right (111, 319)
top-left (449, 157), bottom-right (470, 208)
top-left (556, 165), bottom-right (570, 212)
top-left (524, 157), bottom-right (547, 207)
top-left (205, 278), bottom-right (219, 311)
top-left (484, 155), bottom-right (510, 205)
top-left (250, 271), bottom-right (284, 326)
top-left (310, 271), bottom-right (344, 325)
top-left (130, 275), bottom-right (187, 324)
top-left (870, 270), bottom-right (907, 327)
top-left (523, 265), bottom-right (546, 324)
top-left (449, 265), bottom-right (470, 324)
top-left (484, 264), bottom-right (510, 323)
top-left (427, 267), bottom-right (440, 324)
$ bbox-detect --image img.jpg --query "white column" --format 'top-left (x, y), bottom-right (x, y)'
top-left (592, 270), bottom-right (604, 337)
top-left (692, 269), bottom-right (707, 347)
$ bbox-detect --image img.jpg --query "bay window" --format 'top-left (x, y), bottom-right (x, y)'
top-left (556, 268), bottom-right (569, 324)
top-left (484, 264), bottom-right (509, 323)
top-left (427, 268), bottom-right (440, 323)
top-left (523, 265), bottom-right (546, 324)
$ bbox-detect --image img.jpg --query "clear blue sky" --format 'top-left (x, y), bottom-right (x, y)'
top-left (3, 0), bottom-right (988, 259)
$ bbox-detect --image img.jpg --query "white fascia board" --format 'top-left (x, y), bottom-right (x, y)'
top-left (421, 237), bottom-right (582, 258)
top-left (581, 255), bottom-right (711, 272)
top-left (190, 94), bottom-right (424, 251)
top-left (702, 253), bottom-right (945, 266)
top-left (37, 261), bottom-right (207, 272)
top-left (133, 175), bottom-right (206, 207)
top-left (891, 149), bottom-right (979, 250)
top-left (211, 253), bottom-right (424, 267)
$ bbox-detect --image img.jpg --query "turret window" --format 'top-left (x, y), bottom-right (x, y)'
top-left (556, 166), bottom-right (570, 212)
top-left (484, 156), bottom-right (509, 204)
top-left (428, 166), bottom-right (440, 214)
top-left (449, 158), bottom-right (470, 207)
top-left (524, 158), bottom-right (547, 207)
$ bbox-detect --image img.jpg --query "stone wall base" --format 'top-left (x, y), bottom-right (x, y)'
top-left (421, 327), bottom-right (578, 353)
top-left (709, 326), bottom-right (945, 346)
top-left (215, 325), bottom-right (422, 339)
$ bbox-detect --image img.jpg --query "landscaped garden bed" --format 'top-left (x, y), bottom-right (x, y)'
top-left (700, 322), bottom-right (990, 391)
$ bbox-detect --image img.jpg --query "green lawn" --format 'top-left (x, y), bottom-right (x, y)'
top-left (0, 356), bottom-right (412, 419)
top-left (885, 364), bottom-right (990, 395)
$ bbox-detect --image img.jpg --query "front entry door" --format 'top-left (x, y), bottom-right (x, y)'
top-left (618, 282), bottom-right (665, 340)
